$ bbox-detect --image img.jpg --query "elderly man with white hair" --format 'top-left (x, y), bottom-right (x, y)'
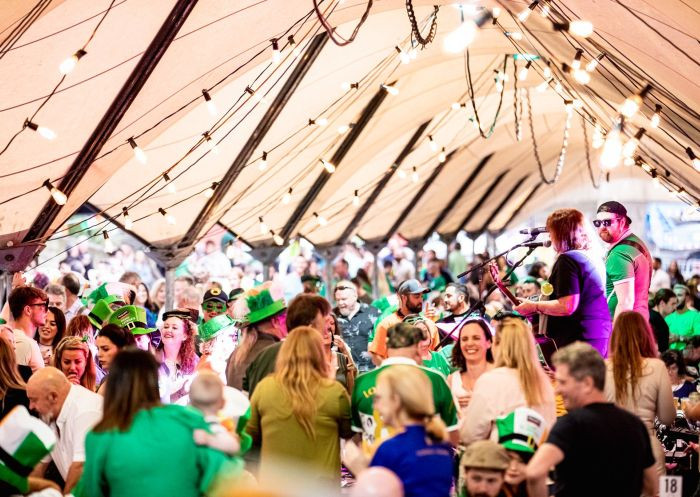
top-left (333, 280), bottom-right (380, 373)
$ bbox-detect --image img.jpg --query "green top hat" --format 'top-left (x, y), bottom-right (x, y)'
top-left (107, 305), bottom-right (155, 336)
top-left (0, 406), bottom-right (56, 494)
top-left (88, 295), bottom-right (126, 328)
top-left (241, 285), bottom-right (286, 326)
top-left (198, 314), bottom-right (239, 342)
top-left (496, 407), bottom-right (546, 455)
top-left (87, 282), bottom-right (134, 304)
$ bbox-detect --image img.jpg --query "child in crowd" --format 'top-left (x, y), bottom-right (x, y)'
top-left (189, 372), bottom-right (240, 455)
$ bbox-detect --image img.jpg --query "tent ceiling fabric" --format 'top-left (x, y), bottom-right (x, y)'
top-left (0, 0), bottom-right (698, 265)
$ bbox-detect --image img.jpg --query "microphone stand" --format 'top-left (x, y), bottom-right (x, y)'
top-left (437, 244), bottom-right (537, 349)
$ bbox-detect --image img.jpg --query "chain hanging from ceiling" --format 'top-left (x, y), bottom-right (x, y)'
top-left (405, 1), bottom-right (439, 46)
top-left (581, 114), bottom-right (601, 188)
top-left (466, 52), bottom-right (508, 139)
top-left (526, 88), bottom-right (572, 185)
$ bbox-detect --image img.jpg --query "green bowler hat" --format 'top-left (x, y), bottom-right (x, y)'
top-left (88, 295), bottom-right (126, 328)
top-left (245, 287), bottom-right (286, 325)
top-left (0, 406), bottom-right (56, 494)
top-left (107, 305), bottom-right (155, 335)
top-left (198, 314), bottom-right (239, 342)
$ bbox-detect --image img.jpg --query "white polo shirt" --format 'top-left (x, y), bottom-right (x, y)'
top-left (48, 384), bottom-right (103, 479)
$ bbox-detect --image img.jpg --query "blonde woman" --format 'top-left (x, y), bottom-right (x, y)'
top-left (53, 336), bottom-right (98, 391)
top-left (0, 336), bottom-right (28, 417)
top-left (460, 317), bottom-right (555, 444)
top-left (245, 326), bottom-right (353, 484)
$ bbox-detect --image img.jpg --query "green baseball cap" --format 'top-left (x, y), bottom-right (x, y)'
top-left (88, 296), bottom-right (126, 328)
top-left (198, 314), bottom-right (239, 342)
top-left (496, 407), bottom-right (546, 456)
top-left (107, 305), bottom-right (155, 336)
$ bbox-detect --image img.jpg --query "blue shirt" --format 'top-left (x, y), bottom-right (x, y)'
top-left (370, 425), bottom-right (453, 497)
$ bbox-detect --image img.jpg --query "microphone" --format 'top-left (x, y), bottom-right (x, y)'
top-left (519, 226), bottom-right (548, 236)
top-left (519, 240), bottom-right (552, 249)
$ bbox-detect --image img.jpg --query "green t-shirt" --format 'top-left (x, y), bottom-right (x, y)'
top-left (423, 351), bottom-right (453, 377)
top-left (350, 358), bottom-right (458, 452)
top-left (666, 309), bottom-right (700, 350)
top-left (605, 233), bottom-right (651, 318)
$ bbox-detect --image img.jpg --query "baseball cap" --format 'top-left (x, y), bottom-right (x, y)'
top-left (202, 287), bottom-right (228, 306)
top-left (397, 279), bottom-right (429, 295)
top-left (496, 407), bottom-right (546, 457)
top-left (228, 288), bottom-right (244, 303)
top-left (461, 440), bottom-right (510, 471)
top-left (386, 322), bottom-right (423, 349)
top-left (597, 201), bottom-right (632, 225)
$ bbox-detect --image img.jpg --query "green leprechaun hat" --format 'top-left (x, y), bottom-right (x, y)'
top-left (0, 406), bottom-right (56, 494)
top-left (199, 314), bottom-right (239, 342)
top-left (107, 305), bottom-right (155, 335)
top-left (86, 282), bottom-right (135, 305)
top-left (88, 295), bottom-right (126, 329)
top-left (233, 282), bottom-right (286, 326)
top-left (496, 407), bottom-right (546, 456)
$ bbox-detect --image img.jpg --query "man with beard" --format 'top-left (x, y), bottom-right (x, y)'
top-left (594, 201), bottom-right (651, 322)
top-left (666, 284), bottom-right (700, 352)
top-left (368, 279), bottom-right (439, 366)
top-left (8, 284), bottom-right (47, 372)
top-left (26, 368), bottom-right (102, 493)
top-left (461, 440), bottom-right (510, 497)
top-left (649, 288), bottom-right (677, 353)
top-left (334, 280), bottom-right (380, 372)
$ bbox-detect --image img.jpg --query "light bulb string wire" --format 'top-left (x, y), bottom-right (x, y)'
top-left (581, 114), bottom-right (600, 188)
top-left (0, 0), bottom-right (52, 59)
top-left (513, 60), bottom-right (520, 141)
top-left (312, 0), bottom-right (373, 46)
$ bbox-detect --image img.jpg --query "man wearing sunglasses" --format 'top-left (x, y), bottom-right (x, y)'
top-left (594, 201), bottom-right (651, 322)
top-left (7, 285), bottom-right (47, 372)
top-left (201, 287), bottom-right (228, 323)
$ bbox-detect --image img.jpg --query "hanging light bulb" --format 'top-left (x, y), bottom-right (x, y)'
top-left (282, 188), bottom-right (292, 204)
top-left (103, 231), bottom-right (115, 253)
top-left (381, 83), bottom-right (399, 95)
top-left (586, 53), bottom-right (605, 72)
top-left (573, 68), bottom-right (591, 85)
top-left (623, 128), bottom-right (646, 158)
top-left (288, 35), bottom-right (302, 58)
top-left (428, 135), bottom-right (438, 152)
top-left (571, 49), bottom-right (584, 70)
top-left (159, 208), bottom-right (176, 225)
top-left (271, 230), bottom-right (284, 246)
top-left (202, 132), bottom-right (219, 154)
top-left (59, 49), bottom-right (87, 75)
top-left (271, 38), bottom-right (281, 65)
top-left (397, 168), bottom-right (407, 180)
top-left (163, 173), bottom-right (177, 194)
top-left (258, 217), bottom-right (268, 234)
top-left (438, 147), bottom-right (447, 163)
top-left (395, 46), bottom-right (410, 64)
top-left (543, 61), bottom-right (552, 79)
top-left (411, 166), bottom-right (419, 183)
top-left (451, 102), bottom-right (462, 110)
top-left (620, 84), bottom-right (652, 118)
top-left (504, 31), bottom-right (523, 41)
top-left (42, 180), bottom-right (67, 205)
top-left (554, 20), bottom-right (594, 37)
top-left (518, 1), bottom-right (538, 23)
top-left (444, 10), bottom-right (492, 53)
top-left (127, 137), bottom-right (147, 164)
top-left (314, 212), bottom-right (328, 226)
top-left (259, 151), bottom-right (268, 171)
top-left (204, 182), bottom-right (217, 199)
top-left (341, 81), bottom-right (359, 91)
top-left (540, 1), bottom-right (550, 17)
top-left (245, 86), bottom-right (268, 105)
top-left (600, 123), bottom-right (623, 170)
top-left (686, 147), bottom-right (700, 171)
top-left (492, 6), bottom-right (502, 19)
top-left (518, 61), bottom-right (531, 81)
top-left (202, 90), bottom-right (217, 116)
top-left (122, 207), bottom-right (133, 229)
top-left (650, 104), bottom-right (662, 128)
top-left (352, 190), bottom-right (361, 207)
top-left (320, 158), bottom-right (335, 173)
top-left (24, 119), bottom-right (56, 140)
top-left (536, 79), bottom-right (551, 92)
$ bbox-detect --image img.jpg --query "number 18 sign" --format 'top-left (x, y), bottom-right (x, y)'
top-left (660, 476), bottom-right (682, 497)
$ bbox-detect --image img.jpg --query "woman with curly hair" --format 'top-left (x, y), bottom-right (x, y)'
top-left (156, 309), bottom-right (198, 403)
top-left (53, 335), bottom-right (98, 391)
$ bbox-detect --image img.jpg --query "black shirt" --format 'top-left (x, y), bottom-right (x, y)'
top-left (547, 402), bottom-right (654, 497)
top-left (334, 303), bottom-right (380, 372)
top-left (546, 251), bottom-right (611, 348)
top-left (1, 388), bottom-right (29, 420)
top-left (649, 309), bottom-right (670, 353)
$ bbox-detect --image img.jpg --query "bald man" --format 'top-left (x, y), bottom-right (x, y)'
top-left (27, 367), bottom-right (103, 493)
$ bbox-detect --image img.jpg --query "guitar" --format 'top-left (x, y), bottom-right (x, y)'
top-left (488, 262), bottom-right (557, 367)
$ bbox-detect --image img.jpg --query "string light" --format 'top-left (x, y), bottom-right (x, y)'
top-left (271, 230), bottom-right (284, 246)
top-left (553, 20), bottom-right (594, 37)
top-left (381, 83), bottom-right (399, 95)
top-left (271, 39), bottom-right (281, 65)
top-left (623, 128), bottom-right (646, 158)
top-left (24, 120), bottom-right (56, 140)
top-left (504, 31), bottom-right (523, 41)
top-left (518, 61), bottom-right (531, 81)
top-left (540, 1), bottom-right (550, 17)
top-left (491, 7), bottom-right (502, 19)
top-left (451, 102), bottom-right (466, 110)
top-left (202, 90), bottom-right (217, 116)
top-left (127, 137), bottom-right (147, 164)
top-left (411, 166), bottom-right (419, 183)
top-left (258, 217), bottom-right (268, 234)
top-left (320, 158), bottom-right (335, 173)
top-left (43, 180), bottom-right (67, 205)
top-left (282, 188), bottom-right (292, 204)
top-left (337, 123), bottom-right (352, 134)
top-left (686, 147), bottom-right (700, 171)
top-left (59, 49), bottom-right (87, 75)
top-left (203, 182), bottom-right (217, 198)
top-left (395, 46), bottom-right (410, 64)
top-left (444, 9), bottom-right (492, 53)
top-left (623, 156), bottom-right (635, 166)
top-left (259, 151), bottom-right (268, 171)
top-left (438, 147), bottom-right (447, 163)
top-left (159, 208), bottom-right (176, 225)
top-left (562, 62), bottom-right (590, 85)
top-left (245, 86), bottom-right (267, 104)
top-left (163, 173), bottom-right (177, 194)
top-left (592, 122), bottom-right (604, 149)
top-left (341, 81), bottom-right (359, 91)
top-left (122, 207), bottom-right (133, 229)
top-left (543, 61), bottom-right (552, 79)
top-left (308, 117), bottom-right (328, 127)
top-left (518, 2), bottom-right (538, 23)
top-left (586, 53), bottom-right (605, 72)
top-left (428, 135), bottom-right (439, 152)
top-left (353, 189), bottom-right (361, 207)
top-left (313, 212), bottom-right (328, 226)
top-left (102, 231), bottom-right (114, 253)
top-left (536, 79), bottom-right (551, 92)
top-left (650, 104), bottom-right (662, 128)
top-left (620, 84), bottom-right (651, 118)
top-left (287, 35), bottom-right (302, 58)
top-left (397, 168), bottom-right (407, 180)
top-left (202, 132), bottom-right (218, 154)
top-left (600, 122), bottom-right (623, 170)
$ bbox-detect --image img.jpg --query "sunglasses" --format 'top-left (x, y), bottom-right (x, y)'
top-left (203, 302), bottom-right (226, 313)
top-left (27, 301), bottom-right (49, 311)
top-left (592, 218), bottom-right (618, 228)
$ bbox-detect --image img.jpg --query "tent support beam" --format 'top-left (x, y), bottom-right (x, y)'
top-left (452, 169), bottom-right (510, 236)
top-left (335, 119), bottom-right (431, 245)
top-left (279, 83), bottom-right (390, 241)
top-left (421, 153), bottom-right (494, 240)
top-left (474, 174), bottom-right (529, 237)
top-left (382, 149), bottom-right (459, 243)
top-left (177, 32), bottom-right (329, 250)
top-left (22, 0), bottom-right (199, 248)
top-left (494, 182), bottom-right (543, 234)
top-left (216, 221), bottom-right (253, 249)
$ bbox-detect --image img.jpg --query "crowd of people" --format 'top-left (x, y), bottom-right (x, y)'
top-left (1, 199), bottom-right (700, 497)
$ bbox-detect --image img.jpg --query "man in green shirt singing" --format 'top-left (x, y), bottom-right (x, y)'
top-left (351, 322), bottom-right (459, 455)
top-left (666, 284), bottom-right (700, 351)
